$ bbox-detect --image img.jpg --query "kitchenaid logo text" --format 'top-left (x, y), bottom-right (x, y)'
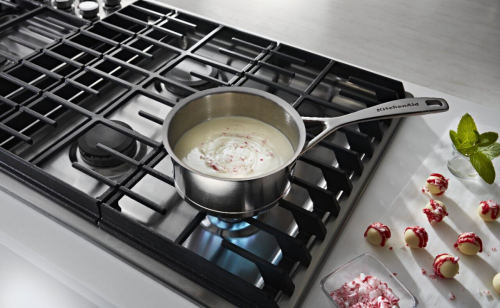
top-left (377, 102), bottom-right (418, 112)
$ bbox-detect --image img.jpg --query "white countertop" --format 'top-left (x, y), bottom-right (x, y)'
top-left (302, 83), bottom-right (500, 308)
top-left (1, 0), bottom-right (500, 307)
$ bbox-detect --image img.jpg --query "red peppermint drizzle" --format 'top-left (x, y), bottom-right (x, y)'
top-left (364, 222), bottom-right (391, 246)
top-left (454, 232), bottom-right (483, 253)
top-left (480, 200), bottom-right (500, 220)
top-left (423, 199), bottom-right (448, 223)
top-left (405, 226), bottom-right (428, 248)
top-left (426, 173), bottom-right (449, 195)
top-left (433, 253), bottom-right (459, 278)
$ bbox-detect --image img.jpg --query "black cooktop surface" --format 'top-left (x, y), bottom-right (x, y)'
top-left (0, 1), bottom-right (410, 307)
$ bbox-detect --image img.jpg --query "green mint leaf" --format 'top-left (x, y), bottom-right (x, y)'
top-left (477, 132), bottom-right (498, 147)
top-left (478, 142), bottom-right (500, 160)
top-left (457, 113), bottom-right (478, 145)
top-left (453, 113), bottom-right (499, 183)
top-left (457, 142), bottom-right (476, 156)
top-left (474, 130), bottom-right (481, 142)
top-left (470, 151), bottom-right (495, 184)
top-left (449, 130), bottom-right (459, 148)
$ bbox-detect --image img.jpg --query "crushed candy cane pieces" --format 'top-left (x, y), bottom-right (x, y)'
top-left (329, 273), bottom-right (400, 308)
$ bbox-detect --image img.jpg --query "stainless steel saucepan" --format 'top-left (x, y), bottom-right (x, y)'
top-left (162, 87), bottom-right (448, 219)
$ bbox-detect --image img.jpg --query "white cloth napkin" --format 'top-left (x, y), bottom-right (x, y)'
top-left (354, 123), bottom-right (500, 308)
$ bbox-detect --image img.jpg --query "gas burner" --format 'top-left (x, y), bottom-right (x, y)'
top-left (69, 120), bottom-right (147, 179)
top-left (159, 58), bottom-right (220, 96)
top-left (78, 120), bottom-right (136, 167)
top-left (208, 217), bottom-right (250, 231)
top-left (103, 0), bottom-right (121, 10)
top-left (103, 4), bottom-right (121, 11)
top-left (297, 102), bottom-right (326, 135)
top-left (201, 212), bottom-right (269, 237)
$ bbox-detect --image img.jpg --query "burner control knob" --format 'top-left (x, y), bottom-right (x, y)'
top-left (55, 0), bottom-right (73, 9)
top-left (103, 0), bottom-right (121, 8)
top-left (79, 1), bottom-right (99, 19)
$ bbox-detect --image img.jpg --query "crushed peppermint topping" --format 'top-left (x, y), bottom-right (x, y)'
top-left (484, 291), bottom-right (494, 300)
top-left (421, 269), bottom-right (427, 275)
top-left (423, 199), bottom-right (448, 223)
top-left (449, 292), bottom-right (455, 300)
top-left (193, 130), bottom-right (278, 176)
top-left (329, 273), bottom-right (400, 308)
top-left (177, 117), bottom-right (294, 179)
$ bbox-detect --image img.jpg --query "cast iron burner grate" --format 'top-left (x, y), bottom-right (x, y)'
top-left (0, 1), bottom-right (411, 307)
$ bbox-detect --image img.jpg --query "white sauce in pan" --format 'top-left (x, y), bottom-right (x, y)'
top-left (173, 116), bottom-right (294, 178)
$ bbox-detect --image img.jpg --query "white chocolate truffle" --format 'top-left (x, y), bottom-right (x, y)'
top-left (423, 199), bottom-right (448, 223)
top-left (478, 200), bottom-right (500, 222)
top-left (457, 242), bottom-right (480, 256)
top-left (422, 173), bottom-right (449, 195)
top-left (493, 273), bottom-right (500, 294)
top-left (365, 228), bottom-right (382, 246)
top-left (433, 253), bottom-right (459, 279)
top-left (454, 232), bottom-right (483, 255)
top-left (404, 226), bottom-right (428, 248)
top-left (364, 222), bottom-right (391, 246)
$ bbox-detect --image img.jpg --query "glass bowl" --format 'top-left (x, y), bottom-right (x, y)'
top-left (320, 253), bottom-right (418, 308)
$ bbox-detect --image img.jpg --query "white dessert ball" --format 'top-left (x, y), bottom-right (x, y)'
top-left (423, 199), bottom-right (448, 223)
top-left (433, 253), bottom-right (459, 279)
top-left (478, 200), bottom-right (500, 222)
top-left (454, 232), bottom-right (483, 255)
top-left (364, 222), bottom-right (391, 246)
top-left (493, 273), bottom-right (500, 294)
top-left (365, 228), bottom-right (382, 246)
top-left (423, 173), bottom-right (449, 195)
top-left (404, 226), bottom-right (428, 248)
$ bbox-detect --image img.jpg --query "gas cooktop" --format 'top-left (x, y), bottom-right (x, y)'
top-left (0, 1), bottom-right (412, 307)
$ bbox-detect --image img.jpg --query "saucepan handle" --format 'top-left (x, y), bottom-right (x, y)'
top-left (300, 97), bottom-right (449, 155)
